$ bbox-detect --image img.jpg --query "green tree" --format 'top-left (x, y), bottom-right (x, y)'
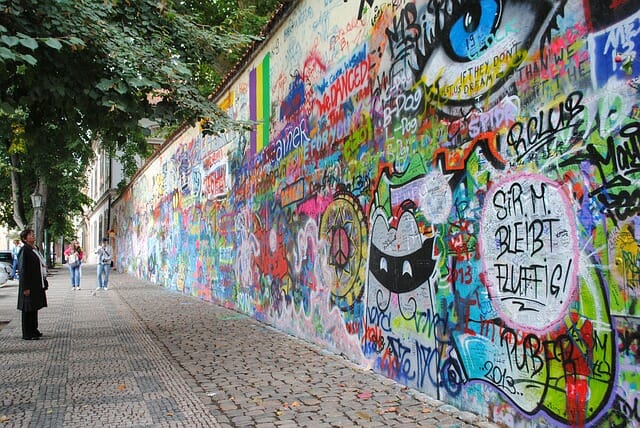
top-left (0, 0), bottom-right (282, 244)
top-left (176, 0), bottom-right (287, 95)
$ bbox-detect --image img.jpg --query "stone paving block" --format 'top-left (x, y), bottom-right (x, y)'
top-left (436, 419), bottom-right (464, 428)
top-left (230, 415), bottom-right (254, 425)
top-left (274, 420), bottom-right (299, 427)
top-left (217, 400), bottom-right (238, 411)
top-left (254, 414), bottom-right (279, 423)
top-left (474, 422), bottom-right (502, 428)
top-left (457, 410), bottom-right (481, 424)
top-left (246, 408), bottom-right (267, 417)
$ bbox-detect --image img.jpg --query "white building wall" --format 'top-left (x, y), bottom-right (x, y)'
top-left (83, 144), bottom-right (125, 263)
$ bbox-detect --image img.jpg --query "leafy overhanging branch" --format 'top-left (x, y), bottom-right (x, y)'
top-left (0, 0), bottom-right (277, 240)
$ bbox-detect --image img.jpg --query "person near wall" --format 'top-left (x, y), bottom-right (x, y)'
top-left (64, 240), bottom-right (83, 290)
top-left (17, 228), bottom-right (48, 340)
top-left (95, 238), bottom-right (113, 291)
top-left (9, 239), bottom-right (22, 280)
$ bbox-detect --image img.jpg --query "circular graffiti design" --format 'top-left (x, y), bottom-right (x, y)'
top-left (320, 191), bottom-right (367, 310)
top-left (480, 174), bottom-right (579, 331)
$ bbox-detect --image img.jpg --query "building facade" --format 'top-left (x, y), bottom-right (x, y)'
top-left (82, 144), bottom-right (124, 263)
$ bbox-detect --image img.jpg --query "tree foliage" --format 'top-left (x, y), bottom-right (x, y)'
top-left (0, 0), bottom-right (282, 242)
top-left (176, 0), bottom-right (286, 95)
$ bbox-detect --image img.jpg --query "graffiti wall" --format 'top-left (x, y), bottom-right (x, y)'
top-left (113, 0), bottom-right (640, 426)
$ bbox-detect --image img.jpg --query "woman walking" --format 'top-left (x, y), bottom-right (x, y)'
top-left (17, 228), bottom-right (48, 340)
top-left (64, 240), bottom-right (83, 290)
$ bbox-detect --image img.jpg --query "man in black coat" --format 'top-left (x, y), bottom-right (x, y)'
top-left (17, 228), bottom-right (47, 340)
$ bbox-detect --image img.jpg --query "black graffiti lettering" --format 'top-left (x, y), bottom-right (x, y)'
top-left (495, 260), bottom-right (571, 303)
top-left (614, 395), bottom-right (640, 423)
top-left (560, 121), bottom-right (640, 221)
top-left (482, 360), bottom-right (517, 394)
top-left (523, 334), bottom-right (545, 377)
top-left (356, 0), bottom-right (375, 20)
top-left (529, 182), bottom-right (549, 216)
top-left (500, 328), bottom-right (545, 377)
top-left (385, 3), bottom-right (431, 81)
top-left (494, 218), bottom-right (559, 259)
top-left (579, 127), bottom-right (640, 185)
top-left (492, 183), bottom-right (524, 220)
top-left (619, 122), bottom-right (640, 170)
top-left (548, 331), bottom-right (596, 382)
top-left (592, 359), bottom-right (612, 381)
top-left (549, 263), bottom-right (565, 297)
top-left (596, 187), bottom-right (640, 221)
top-left (617, 327), bottom-right (640, 357)
top-left (491, 181), bottom-right (553, 222)
top-left (507, 91), bottom-right (585, 162)
top-left (496, 263), bottom-right (545, 301)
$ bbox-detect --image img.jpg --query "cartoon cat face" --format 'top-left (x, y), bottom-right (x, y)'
top-left (368, 208), bottom-right (435, 294)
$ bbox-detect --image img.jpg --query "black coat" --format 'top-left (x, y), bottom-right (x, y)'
top-left (17, 244), bottom-right (47, 311)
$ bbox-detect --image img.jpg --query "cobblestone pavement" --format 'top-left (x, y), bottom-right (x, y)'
top-left (0, 266), bottom-right (500, 428)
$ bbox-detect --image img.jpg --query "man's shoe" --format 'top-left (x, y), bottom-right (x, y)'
top-left (96, 287), bottom-right (101, 290)
top-left (22, 336), bottom-right (39, 340)
top-left (104, 287), bottom-right (108, 291)
top-left (35, 330), bottom-right (43, 337)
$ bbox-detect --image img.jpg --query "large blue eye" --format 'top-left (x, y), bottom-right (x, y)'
top-left (445, 0), bottom-right (502, 62)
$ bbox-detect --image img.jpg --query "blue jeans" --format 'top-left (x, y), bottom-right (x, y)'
top-left (97, 263), bottom-right (110, 289)
top-left (68, 264), bottom-right (81, 287)
top-left (10, 258), bottom-right (18, 279)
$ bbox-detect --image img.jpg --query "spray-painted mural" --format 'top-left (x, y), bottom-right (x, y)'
top-left (114, 0), bottom-right (640, 426)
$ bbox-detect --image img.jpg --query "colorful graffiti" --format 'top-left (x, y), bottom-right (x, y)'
top-left (114, 1), bottom-right (640, 426)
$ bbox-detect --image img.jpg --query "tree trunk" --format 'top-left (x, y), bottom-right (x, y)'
top-left (10, 153), bottom-right (49, 248)
top-left (9, 152), bottom-right (26, 230)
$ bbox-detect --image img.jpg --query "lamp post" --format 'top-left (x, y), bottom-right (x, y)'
top-left (31, 190), bottom-right (42, 249)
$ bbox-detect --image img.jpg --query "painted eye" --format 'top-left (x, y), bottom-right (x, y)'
top-left (402, 260), bottom-right (413, 278)
top-left (445, 0), bottom-right (501, 61)
top-left (380, 257), bottom-right (388, 272)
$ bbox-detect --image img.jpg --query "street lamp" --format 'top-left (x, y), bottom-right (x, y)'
top-left (31, 190), bottom-right (42, 249)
